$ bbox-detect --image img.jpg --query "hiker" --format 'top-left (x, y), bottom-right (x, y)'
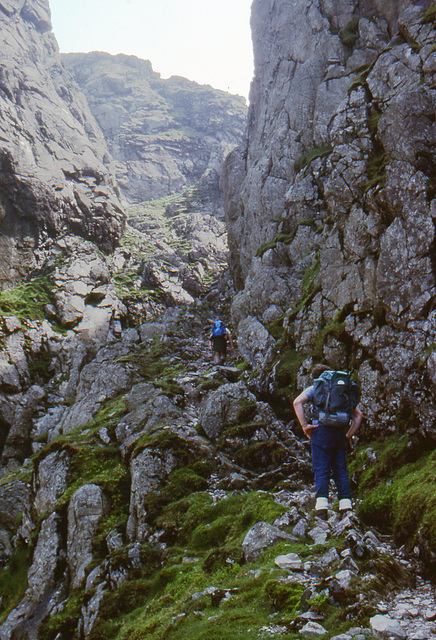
top-left (293, 364), bottom-right (363, 520)
top-left (209, 318), bottom-right (234, 365)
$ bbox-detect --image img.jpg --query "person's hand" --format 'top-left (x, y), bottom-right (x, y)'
top-left (302, 424), bottom-right (318, 440)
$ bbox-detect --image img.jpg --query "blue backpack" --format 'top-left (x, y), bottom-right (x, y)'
top-left (312, 370), bottom-right (359, 428)
top-left (211, 320), bottom-right (226, 337)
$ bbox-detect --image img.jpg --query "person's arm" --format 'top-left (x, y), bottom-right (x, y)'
top-left (226, 328), bottom-right (234, 351)
top-left (293, 392), bottom-right (318, 440)
top-left (346, 406), bottom-right (363, 439)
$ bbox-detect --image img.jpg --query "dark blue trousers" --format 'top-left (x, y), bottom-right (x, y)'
top-left (311, 424), bottom-right (351, 500)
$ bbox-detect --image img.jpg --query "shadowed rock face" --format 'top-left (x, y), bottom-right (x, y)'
top-left (223, 0), bottom-right (436, 435)
top-left (0, 0), bottom-right (125, 289)
top-left (62, 52), bottom-right (248, 208)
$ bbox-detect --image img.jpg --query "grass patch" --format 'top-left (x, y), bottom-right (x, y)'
top-left (257, 221), bottom-right (321, 258)
top-left (347, 63), bottom-right (373, 94)
top-left (0, 277), bottom-right (54, 321)
top-left (340, 17), bottom-right (360, 49)
top-left (365, 146), bottom-right (389, 192)
top-left (155, 491), bottom-right (288, 553)
top-left (294, 147), bottom-right (331, 174)
top-left (422, 5), bottom-right (436, 24)
top-left (116, 337), bottom-right (185, 387)
top-left (0, 542), bottom-right (33, 620)
top-left (38, 589), bottom-right (85, 640)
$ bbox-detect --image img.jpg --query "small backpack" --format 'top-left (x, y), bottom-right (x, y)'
top-left (312, 370), bottom-right (359, 428)
top-left (211, 320), bottom-right (226, 337)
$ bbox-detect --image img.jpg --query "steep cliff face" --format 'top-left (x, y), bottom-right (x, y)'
top-left (224, 0), bottom-right (436, 434)
top-left (0, 0), bottom-right (125, 290)
top-left (63, 52), bottom-right (247, 209)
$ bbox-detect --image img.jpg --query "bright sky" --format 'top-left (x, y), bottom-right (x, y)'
top-left (49, 0), bottom-right (254, 100)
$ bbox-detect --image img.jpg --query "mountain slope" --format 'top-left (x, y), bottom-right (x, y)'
top-left (63, 52), bottom-right (247, 209)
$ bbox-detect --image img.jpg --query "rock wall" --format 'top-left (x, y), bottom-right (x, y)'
top-left (223, 0), bottom-right (436, 434)
top-left (0, 0), bottom-right (125, 289)
top-left (63, 52), bottom-right (247, 208)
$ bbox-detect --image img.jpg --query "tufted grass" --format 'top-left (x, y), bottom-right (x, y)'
top-left (422, 5), bottom-right (436, 24)
top-left (0, 277), bottom-right (54, 320)
top-left (340, 17), bottom-right (360, 49)
top-left (38, 589), bottom-right (85, 640)
top-left (293, 146), bottom-right (331, 174)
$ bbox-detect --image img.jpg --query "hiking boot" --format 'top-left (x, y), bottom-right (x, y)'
top-left (316, 509), bottom-right (328, 521)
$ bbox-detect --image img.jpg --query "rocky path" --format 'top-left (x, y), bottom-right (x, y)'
top-left (0, 241), bottom-right (434, 639)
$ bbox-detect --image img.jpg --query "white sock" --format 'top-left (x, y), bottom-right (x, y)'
top-left (316, 497), bottom-right (329, 510)
top-left (339, 498), bottom-right (352, 511)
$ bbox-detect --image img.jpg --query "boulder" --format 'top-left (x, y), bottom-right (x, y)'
top-left (242, 521), bottom-right (297, 562)
top-left (126, 448), bottom-right (177, 542)
top-left (0, 479), bottom-right (32, 530)
top-left (300, 621), bottom-right (328, 637)
top-left (0, 513), bottom-right (62, 639)
top-left (237, 316), bottom-right (276, 369)
top-left (34, 450), bottom-right (70, 517)
top-left (199, 381), bottom-right (257, 440)
top-left (370, 615), bottom-right (407, 640)
top-left (67, 484), bottom-right (108, 589)
top-left (274, 553), bottom-right (303, 570)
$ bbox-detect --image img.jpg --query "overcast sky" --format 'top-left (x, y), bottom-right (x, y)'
top-left (49, 0), bottom-right (254, 100)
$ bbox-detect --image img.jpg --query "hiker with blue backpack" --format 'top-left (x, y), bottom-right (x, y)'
top-left (209, 318), bottom-right (234, 365)
top-left (293, 364), bottom-right (363, 521)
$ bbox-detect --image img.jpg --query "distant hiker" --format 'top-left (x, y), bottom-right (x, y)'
top-left (293, 364), bottom-right (363, 520)
top-left (209, 318), bottom-right (234, 365)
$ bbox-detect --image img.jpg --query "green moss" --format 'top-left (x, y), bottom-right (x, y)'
top-left (220, 421), bottom-right (268, 443)
top-left (353, 436), bottom-right (436, 555)
top-left (368, 107), bottom-right (383, 135)
top-left (130, 429), bottom-right (200, 464)
top-left (235, 397), bottom-right (258, 423)
top-left (0, 277), bottom-right (54, 321)
top-left (113, 269), bottom-right (141, 297)
top-left (191, 515), bottom-right (237, 550)
top-left (266, 316), bottom-right (285, 341)
top-left (113, 557), bottom-right (291, 640)
top-left (54, 443), bottom-right (129, 514)
top-left (232, 441), bottom-right (288, 473)
top-left (156, 491), bottom-right (287, 553)
top-left (294, 147), bottom-right (331, 174)
top-left (91, 580), bottom-right (152, 635)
